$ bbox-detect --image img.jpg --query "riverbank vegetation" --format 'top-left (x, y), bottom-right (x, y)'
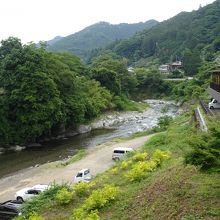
top-left (15, 112), bottom-right (220, 220)
top-left (0, 38), bottom-right (146, 147)
top-left (0, 32), bottom-right (219, 147)
top-left (2, 1), bottom-right (220, 143)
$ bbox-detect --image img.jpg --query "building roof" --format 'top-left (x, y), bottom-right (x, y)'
top-left (209, 69), bottom-right (220, 74)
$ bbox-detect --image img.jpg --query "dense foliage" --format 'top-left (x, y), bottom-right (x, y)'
top-left (186, 120), bottom-right (220, 172)
top-left (48, 20), bottom-right (158, 62)
top-left (0, 37), bottom-right (112, 146)
top-left (134, 68), bottom-right (172, 97)
top-left (171, 59), bottom-right (216, 101)
top-left (91, 0), bottom-right (220, 75)
top-left (89, 55), bottom-right (137, 95)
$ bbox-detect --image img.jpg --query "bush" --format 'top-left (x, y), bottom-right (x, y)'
top-left (70, 208), bottom-right (100, 220)
top-left (157, 116), bottom-right (173, 130)
top-left (185, 122), bottom-right (220, 172)
top-left (152, 150), bottom-right (171, 166)
top-left (110, 167), bottom-right (119, 174)
top-left (55, 187), bottom-right (74, 205)
top-left (112, 96), bottom-right (126, 110)
top-left (71, 185), bottom-right (118, 220)
top-left (84, 185), bottom-right (118, 211)
top-left (131, 152), bottom-right (148, 162)
top-left (28, 212), bottom-right (44, 220)
top-left (120, 160), bottom-right (132, 170)
top-left (125, 161), bottom-right (157, 182)
top-left (74, 182), bottom-right (94, 197)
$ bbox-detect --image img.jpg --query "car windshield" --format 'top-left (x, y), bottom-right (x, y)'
top-left (114, 150), bottom-right (125, 154)
top-left (76, 172), bottom-right (83, 177)
top-left (84, 170), bottom-right (90, 175)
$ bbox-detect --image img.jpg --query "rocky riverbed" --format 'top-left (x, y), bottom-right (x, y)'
top-left (0, 99), bottom-right (181, 177)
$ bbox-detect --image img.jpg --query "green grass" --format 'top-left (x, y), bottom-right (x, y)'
top-left (123, 100), bottom-right (149, 112)
top-left (17, 112), bottom-right (220, 220)
top-left (113, 96), bottom-right (149, 112)
top-left (56, 149), bottom-right (87, 167)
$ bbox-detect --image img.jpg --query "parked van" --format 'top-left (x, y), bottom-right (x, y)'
top-left (112, 147), bottom-right (134, 160)
top-left (74, 168), bottom-right (92, 183)
top-left (209, 99), bottom-right (220, 109)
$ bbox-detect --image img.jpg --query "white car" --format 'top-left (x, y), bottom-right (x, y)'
top-left (112, 147), bottom-right (134, 160)
top-left (74, 168), bottom-right (92, 183)
top-left (15, 184), bottom-right (49, 202)
top-left (209, 99), bottom-right (220, 109)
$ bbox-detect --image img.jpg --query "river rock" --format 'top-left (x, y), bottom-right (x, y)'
top-left (8, 145), bottom-right (26, 151)
top-left (91, 121), bottom-right (105, 129)
top-left (65, 131), bottom-right (79, 137)
top-left (77, 125), bottom-right (92, 134)
top-left (15, 145), bottom-right (26, 151)
top-left (27, 143), bottom-right (42, 148)
top-left (0, 147), bottom-right (5, 155)
top-left (55, 134), bottom-right (66, 140)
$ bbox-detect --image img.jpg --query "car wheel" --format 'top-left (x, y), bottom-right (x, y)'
top-left (210, 106), bottom-right (214, 109)
top-left (16, 197), bottom-right (24, 203)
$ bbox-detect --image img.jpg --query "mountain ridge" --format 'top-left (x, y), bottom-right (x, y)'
top-left (96, 0), bottom-right (220, 65)
top-left (47, 20), bottom-right (158, 61)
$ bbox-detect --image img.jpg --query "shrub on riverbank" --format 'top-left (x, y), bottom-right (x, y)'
top-left (185, 119), bottom-right (220, 172)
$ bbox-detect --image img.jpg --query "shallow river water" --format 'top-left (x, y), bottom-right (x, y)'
top-left (0, 100), bottom-right (180, 178)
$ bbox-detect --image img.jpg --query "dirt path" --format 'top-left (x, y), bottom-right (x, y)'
top-left (0, 135), bottom-right (152, 202)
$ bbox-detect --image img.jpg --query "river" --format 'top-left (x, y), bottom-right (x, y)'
top-left (0, 100), bottom-right (180, 178)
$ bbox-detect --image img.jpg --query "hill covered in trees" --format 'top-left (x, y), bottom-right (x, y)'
top-left (0, 38), bottom-right (143, 147)
top-left (91, 0), bottom-right (220, 73)
top-left (47, 20), bottom-right (158, 62)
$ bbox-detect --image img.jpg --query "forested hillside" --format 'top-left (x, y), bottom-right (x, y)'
top-left (48, 20), bottom-right (158, 62)
top-left (46, 36), bottom-right (63, 46)
top-left (1, 1), bottom-right (220, 147)
top-left (0, 38), bottom-right (142, 147)
top-left (92, 0), bottom-right (220, 71)
top-left (0, 38), bottom-right (110, 146)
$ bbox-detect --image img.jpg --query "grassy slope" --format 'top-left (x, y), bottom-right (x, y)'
top-left (98, 113), bottom-right (220, 220)
top-left (18, 113), bottom-right (220, 220)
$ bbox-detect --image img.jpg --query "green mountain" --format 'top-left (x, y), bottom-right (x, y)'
top-left (46, 36), bottom-right (63, 46)
top-left (99, 0), bottom-right (220, 65)
top-left (47, 20), bottom-right (158, 62)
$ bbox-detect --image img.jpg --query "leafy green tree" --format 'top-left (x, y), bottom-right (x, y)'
top-left (90, 67), bottom-right (121, 95)
top-left (0, 39), bottom-right (63, 143)
top-left (90, 55), bottom-right (137, 95)
top-left (182, 49), bottom-right (202, 76)
top-left (185, 120), bottom-right (220, 172)
top-left (135, 68), bottom-right (171, 97)
top-left (0, 96), bottom-right (11, 145)
top-left (0, 38), bottom-right (112, 145)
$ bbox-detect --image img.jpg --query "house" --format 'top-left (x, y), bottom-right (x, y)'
top-left (127, 67), bottom-right (134, 72)
top-left (170, 61), bottom-right (182, 72)
top-left (208, 69), bottom-right (220, 102)
top-left (159, 61), bottom-right (182, 74)
top-left (159, 64), bottom-right (170, 74)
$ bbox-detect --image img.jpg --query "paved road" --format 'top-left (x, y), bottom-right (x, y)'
top-left (0, 135), bottom-right (152, 202)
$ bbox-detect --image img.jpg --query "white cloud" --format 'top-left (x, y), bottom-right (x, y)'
top-left (0, 0), bottom-right (215, 43)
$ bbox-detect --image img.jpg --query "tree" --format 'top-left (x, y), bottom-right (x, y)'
top-left (90, 67), bottom-right (121, 95)
top-left (182, 49), bottom-right (202, 76)
top-left (185, 120), bottom-right (220, 171)
top-left (0, 38), bottom-right (113, 145)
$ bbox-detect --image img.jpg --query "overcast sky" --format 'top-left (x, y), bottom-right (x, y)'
top-left (0, 0), bottom-right (215, 43)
